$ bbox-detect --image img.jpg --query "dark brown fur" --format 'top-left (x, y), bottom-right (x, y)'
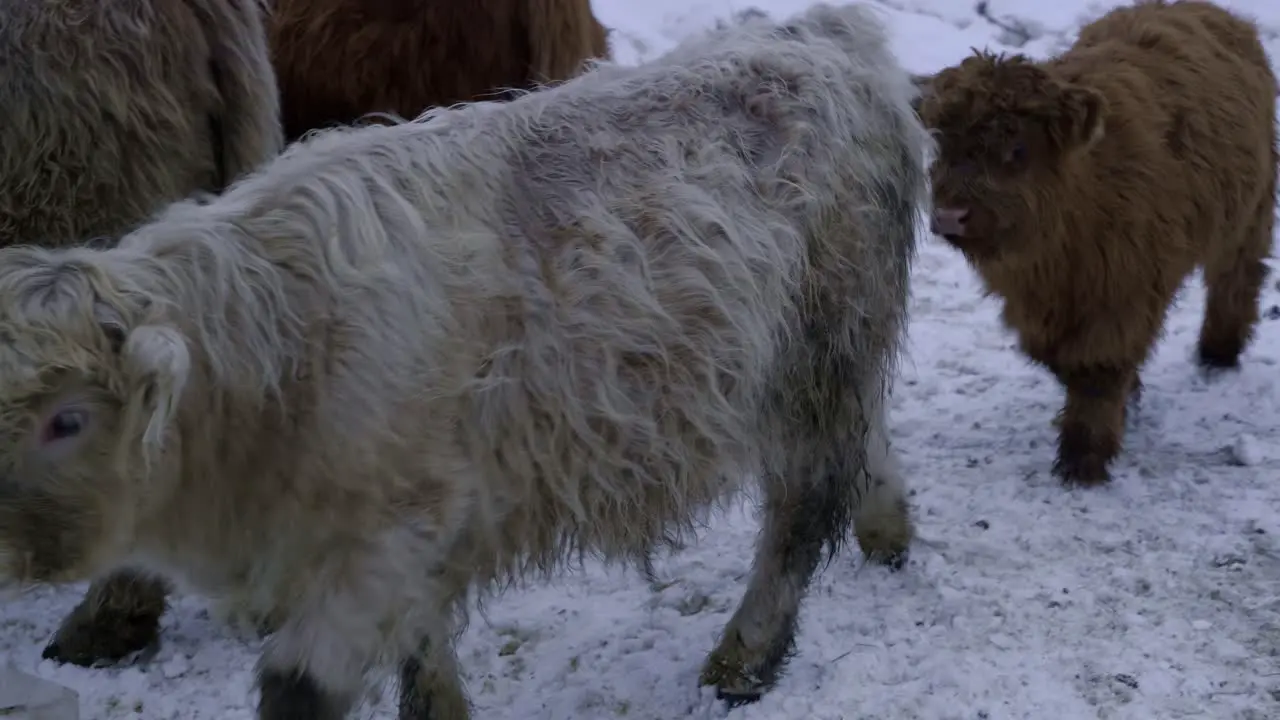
top-left (266, 0), bottom-right (613, 142)
top-left (42, 573), bottom-right (172, 667)
top-left (915, 0), bottom-right (1277, 486)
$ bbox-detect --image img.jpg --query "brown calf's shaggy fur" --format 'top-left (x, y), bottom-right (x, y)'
top-left (915, 0), bottom-right (1277, 487)
top-left (267, 0), bottom-right (613, 142)
top-left (0, 0), bottom-right (284, 669)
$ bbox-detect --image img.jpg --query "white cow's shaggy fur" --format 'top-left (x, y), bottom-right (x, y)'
top-left (0, 4), bottom-right (930, 718)
top-left (0, 0), bottom-right (285, 669)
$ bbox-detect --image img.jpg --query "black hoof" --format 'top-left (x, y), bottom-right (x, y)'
top-left (1197, 344), bottom-right (1242, 374)
top-left (717, 689), bottom-right (763, 708)
top-left (879, 550), bottom-right (909, 572)
top-left (259, 669), bottom-right (346, 720)
top-left (42, 613), bottom-right (161, 668)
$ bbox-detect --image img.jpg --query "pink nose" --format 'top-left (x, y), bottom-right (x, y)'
top-left (930, 207), bottom-right (969, 237)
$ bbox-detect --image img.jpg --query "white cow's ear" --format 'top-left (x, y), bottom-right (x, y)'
top-left (120, 325), bottom-right (191, 453)
top-left (93, 301), bottom-right (128, 353)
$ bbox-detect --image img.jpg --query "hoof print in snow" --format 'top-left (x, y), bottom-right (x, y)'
top-left (1113, 673), bottom-right (1140, 690)
top-left (1226, 433), bottom-right (1262, 466)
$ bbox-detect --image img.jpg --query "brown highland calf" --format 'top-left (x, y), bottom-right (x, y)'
top-left (266, 0), bottom-right (613, 142)
top-left (914, 0), bottom-right (1278, 487)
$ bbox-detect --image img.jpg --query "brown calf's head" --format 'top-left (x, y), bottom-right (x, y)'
top-left (915, 51), bottom-right (1106, 262)
top-left (0, 248), bottom-right (186, 589)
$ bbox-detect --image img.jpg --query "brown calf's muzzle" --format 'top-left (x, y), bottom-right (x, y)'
top-left (928, 199), bottom-right (1005, 261)
top-left (929, 207), bottom-right (969, 239)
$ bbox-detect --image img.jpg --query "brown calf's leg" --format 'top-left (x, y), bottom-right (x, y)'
top-left (1052, 364), bottom-right (1135, 486)
top-left (1197, 199), bottom-right (1273, 371)
top-left (1050, 372), bottom-right (1142, 428)
top-left (43, 569), bottom-right (170, 667)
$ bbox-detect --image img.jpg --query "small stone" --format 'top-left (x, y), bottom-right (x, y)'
top-left (1113, 673), bottom-right (1139, 689)
top-left (1228, 434), bottom-right (1262, 467)
top-left (975, 520), bottom-right (990, 530)
top-left (989, 633), bottom-right (1015, 649)
top-left (1212, 554), bottom-right (1246, 569)
top-left (161, 653), bottom-right (190, 679)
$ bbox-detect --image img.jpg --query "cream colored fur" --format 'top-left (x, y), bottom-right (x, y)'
top-left (0, 3), bottom-right (930, 717)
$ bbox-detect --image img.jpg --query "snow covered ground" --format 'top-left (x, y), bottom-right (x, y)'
top-left (5, 0), bottom-right (1280, 718)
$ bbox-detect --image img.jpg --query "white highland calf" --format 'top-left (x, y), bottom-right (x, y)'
top-left (0, 0), bottom-right (284, 668)
top-left (0, 3), bottom-right (930, 718)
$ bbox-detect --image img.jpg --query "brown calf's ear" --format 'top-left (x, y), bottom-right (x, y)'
top-left (1058, 84), bottom-right (1106, 150)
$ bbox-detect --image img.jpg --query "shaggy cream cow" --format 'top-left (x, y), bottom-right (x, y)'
top-left (0, 0), bottom-right (283, 668)
top-left (0, 4), bottom-right (929, 718)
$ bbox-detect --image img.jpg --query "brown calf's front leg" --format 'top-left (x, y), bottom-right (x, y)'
top-left (43, 569), bottom-right (170, 667)
top-left (1051, 364), bottom-right (1135, 486)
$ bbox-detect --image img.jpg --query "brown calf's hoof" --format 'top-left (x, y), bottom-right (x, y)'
top-left (43, 603), bottom-right (162, 667)
top-left (1051, 454), bottom-right (1111, 487)
top-left (1197, 340), bottom-right (1243, 374)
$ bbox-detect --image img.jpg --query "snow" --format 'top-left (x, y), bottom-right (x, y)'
top-left (0, 663), bottom-right (79, 719)
top-left (5, 0), bottom-right (1280, 718)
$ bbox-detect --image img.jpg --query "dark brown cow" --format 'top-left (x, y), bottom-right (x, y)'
top-left (267, 0), bottom-right (613, 142)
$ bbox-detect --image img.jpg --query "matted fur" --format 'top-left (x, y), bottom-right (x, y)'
top-left (914, 0), bottom-right (1278, 487)
top-left (0, 0), bottom-right (285, 669)
top-left (0, 4), bottom-right (929, 718)
top-left (0, 0), bottom-right (283, 245)
top-left (266, 0), bottom-right (612, 142)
